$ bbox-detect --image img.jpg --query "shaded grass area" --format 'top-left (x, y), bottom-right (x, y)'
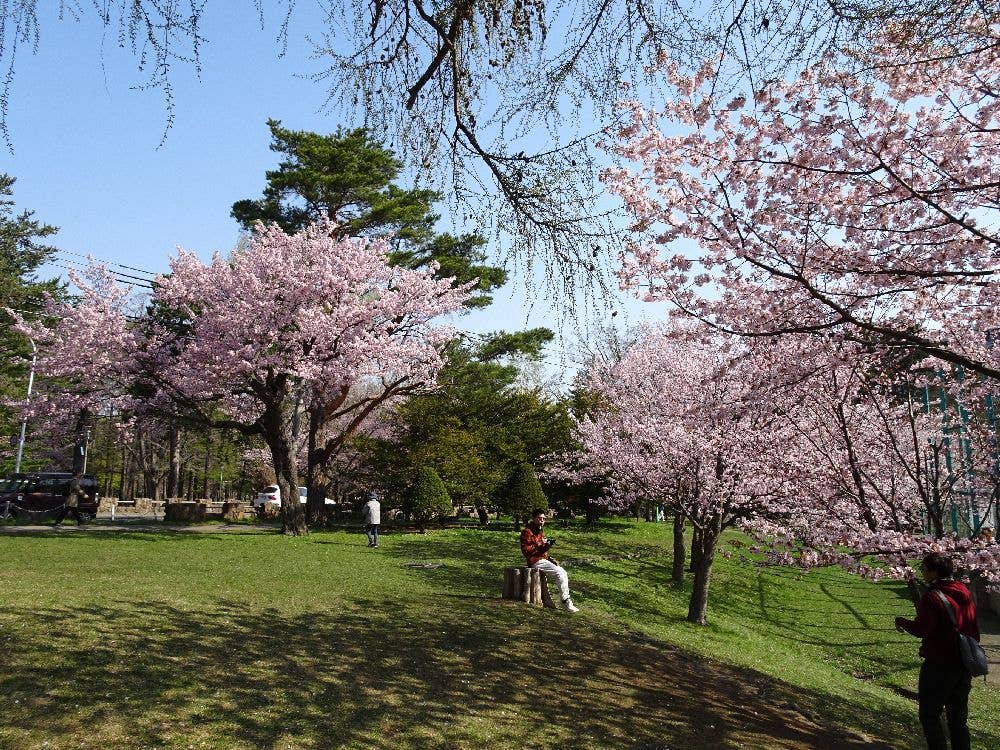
top-left (557, 523), bottom-right (999, 749)
top-left (0, 596), bottom-right (896, 750)
top-left (0, 521), bottom-right (995, 749)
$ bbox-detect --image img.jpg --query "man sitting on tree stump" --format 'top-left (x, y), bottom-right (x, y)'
top-left (521, 508), bottom-right (579, 613)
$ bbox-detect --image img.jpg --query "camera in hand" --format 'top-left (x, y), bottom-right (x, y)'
top-left (545, 538), bottom-right (556, 548)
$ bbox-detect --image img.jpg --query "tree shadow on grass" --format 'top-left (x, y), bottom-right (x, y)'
top-left (0, 526), bottom-right (278, 542)
top-left (558, 555), bottom-right (976, 746)
top-left (0, 596), bottom-right (908, 750)
top-left (371, 526), bottom-right (669, 603)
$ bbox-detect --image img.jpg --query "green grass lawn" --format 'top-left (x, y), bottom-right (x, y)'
top-left (0, 520), bottom-right (996, 749)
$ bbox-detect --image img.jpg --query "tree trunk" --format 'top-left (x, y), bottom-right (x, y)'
top-left (306, 482), bottom-right (329, 525)
top-left (502, 567), bottom-right (522, 599)
top-left (235, 459), bottom-right (247, 504)
top-left (689, 525), bottom-right (704, 573)
top-left (118, 440), bottom-right (127, 500)
top-left (274, 457), bottom-right (306, 536)
top-left (201, 432), bottom-right (211, 500)
top-left (167, 425), bottom-right (182, 498)
top-left (215, 432), bottom-right (227, 501)
top-left (687, 529), bottom-right (719, 625)
top-left (261, 401), bottom-right (307, 536)
top-left (137, 428), bottom-right (161, 501)
top-left (71, 408), bottom-right (91, 474)
top-left (672, 511), bottom-right (686, 585)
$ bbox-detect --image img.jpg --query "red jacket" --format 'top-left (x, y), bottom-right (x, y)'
top-left (520, 524), bottom-right (550, 566)
top-left (897, 579), bottom-right (980, 664)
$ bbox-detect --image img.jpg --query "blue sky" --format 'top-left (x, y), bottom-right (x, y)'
top-left (3, 2), bottom-right (662, 371)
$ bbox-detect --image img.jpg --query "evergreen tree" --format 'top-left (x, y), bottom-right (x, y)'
top-left (499, 462), bottom-right (547, 530)
top-left (0, 174), bottom-right (60, 471)
top-left (232, 120), bottom-right (506, 308)
top-left (405, 465), bottom-right (452, 532)
top-left (360, 328), bottom-right (575, 525)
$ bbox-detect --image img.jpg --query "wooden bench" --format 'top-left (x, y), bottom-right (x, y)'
top-left (501, 566), bottom-right (555, 608)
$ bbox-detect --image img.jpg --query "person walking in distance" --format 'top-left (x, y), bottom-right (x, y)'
top-left (895, 552), bottom-right (981, 750)
top-left (521, 508), bottom-right (579, 612)
top-left (53, 470), bottom-right (87, 527)
top-left (362, 492), bottom-right (381, 547)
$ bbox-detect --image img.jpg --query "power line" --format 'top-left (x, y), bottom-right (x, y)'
top-left (50, 248), bottom-right (160, 277)
top-left (48, 255), bottom-right (155, 290)
top-left (51, 255), bottom-right (156, 286)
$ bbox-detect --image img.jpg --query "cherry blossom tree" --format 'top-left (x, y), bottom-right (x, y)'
top-left (602, 17), bottom-right (1000, 378)
top-left (17, 221), bottom-right (470, 534)
top-left (575, 325), bottom-right (1000, 613)
top-left (760, 344), bottom-right (1000, 590)
top-left (577, 324), bottom-right (794, 624)
top-left (595, 13), bottom-right (1000, 591)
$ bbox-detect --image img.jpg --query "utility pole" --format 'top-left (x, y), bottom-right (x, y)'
top-left (14, 337), bottom-right (37, 474)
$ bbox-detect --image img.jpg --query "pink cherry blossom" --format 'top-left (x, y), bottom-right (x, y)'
top-left (601, 20), bottom-right (1000, 380)
top-left (18, 221), bottom-right (471, 535)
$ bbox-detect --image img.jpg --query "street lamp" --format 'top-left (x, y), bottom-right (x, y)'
top-left (14, 337), bottom-right (37, 474)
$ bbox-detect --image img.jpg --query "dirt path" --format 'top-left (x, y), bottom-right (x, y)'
top-left (981, 623), bottom-right (1000, 686)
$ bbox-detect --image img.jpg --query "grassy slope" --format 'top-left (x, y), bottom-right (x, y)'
top-left (0, 520), bottom-right (995, 749)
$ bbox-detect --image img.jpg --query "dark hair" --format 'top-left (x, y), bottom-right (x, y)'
top-left (922, 552), bottom-right (955, 578)
top-left (531, 508), bottom-right (547, 518)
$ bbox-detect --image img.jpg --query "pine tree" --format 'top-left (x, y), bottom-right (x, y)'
top-left (0, 174), bottom-right (60, 471)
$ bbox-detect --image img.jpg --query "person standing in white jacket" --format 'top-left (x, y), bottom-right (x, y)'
top-left (362, 493), bottom-right (381, 547)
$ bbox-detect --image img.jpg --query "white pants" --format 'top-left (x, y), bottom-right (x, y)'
top-left (531, 558), bottom-right (571, 602)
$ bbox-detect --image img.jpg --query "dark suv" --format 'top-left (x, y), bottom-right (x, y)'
top-left (0, 472), bottom-right (100, 520)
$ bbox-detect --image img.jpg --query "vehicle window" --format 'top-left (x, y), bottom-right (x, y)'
top-left (264, 486), bottom-right (279, 493)
top-left (39, 477), bottom-right (71, 494)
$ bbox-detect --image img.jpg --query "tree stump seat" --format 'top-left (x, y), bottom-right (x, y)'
top-left (501, 566), bottom-right (555, 608)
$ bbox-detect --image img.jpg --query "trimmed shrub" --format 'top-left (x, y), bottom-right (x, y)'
top-left (499, 462), bottom-right (546, 528)
top-left (405, 466), bottom-right (452, 531)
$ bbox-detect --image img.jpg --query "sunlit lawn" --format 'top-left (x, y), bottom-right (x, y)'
top-left (0, 520), bottom-right (996, 749)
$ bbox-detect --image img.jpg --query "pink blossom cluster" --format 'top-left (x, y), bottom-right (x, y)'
top-left (592, 18), bottom-right (1000, 583)
top-left (574, 323), bottom-right (795, 535)
top-left (16, 221), bottom-right (470, 471)
top-left (600, 20), bottom-right (1000, 379)
top-left (144, 221), bottom-right (469, 416)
